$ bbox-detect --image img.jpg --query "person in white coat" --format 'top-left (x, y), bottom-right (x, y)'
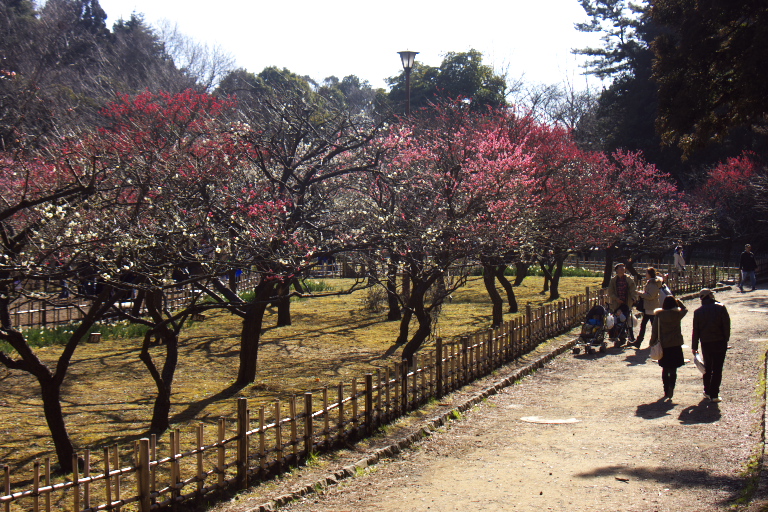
top-left (673, 246), bottom-right (686, 278)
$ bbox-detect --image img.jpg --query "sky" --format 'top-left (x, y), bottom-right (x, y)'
top-left (96, 0), bottom-right (607, 91)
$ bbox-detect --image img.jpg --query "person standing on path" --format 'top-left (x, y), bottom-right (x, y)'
top-left (607, 263), bottom-right (637, 342)
top-left (673, 246), bottom-right (686, 278)
top-left (650, 295), bottom-right (688, 400)
top-left (691, 288), bottom-right (731, 403)
top-left (634, 267), bottom-right (663, 349)
top-left (739, 244), bottom-right (757, 292)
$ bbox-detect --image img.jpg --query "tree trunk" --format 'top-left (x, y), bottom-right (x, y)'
top-left (548, 256), bottom-right (566, 301)
top-left (400, 289), bottom-right (433, 365)
top-left (139, 289), bottom-right (179, 434)
top-left (483, 264), bottom-right (504, 328)
top-left (401, 270), bottom-right (411, 303)
top-left (41, 381), bottom-right (76, 474)
top-left (387, 256), bottom-right (401, 320)
top-left (540, 261), bottom-right (552, 293)
top-left (513, 262), bottom-right (529, 286)
top-left (495, 266), bottom-right (518, 313)
top-left (0, 287), bottom-right (118, 474)
top-left (237, 281), bottom-right (274, 385)
top-left (276, 281), bottom-right (291, 327)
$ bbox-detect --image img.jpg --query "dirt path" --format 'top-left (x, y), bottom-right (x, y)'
top-left (248, 289), bottom-right (768, 512)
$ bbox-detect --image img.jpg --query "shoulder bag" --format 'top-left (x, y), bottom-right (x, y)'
top-left (650, 323), bottom-right (663, 361)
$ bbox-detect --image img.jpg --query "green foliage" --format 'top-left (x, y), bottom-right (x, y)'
top-left (386, 49), bottom-right (507, 113)
top-left (301, 280), bottom-right (334, 293)
top-left (652, 0), bottom-right (768, 154)
top-left (574, 0), bottom-right (652, 80)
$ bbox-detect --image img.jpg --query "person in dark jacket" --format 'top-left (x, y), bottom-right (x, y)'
top-left (739, 244), bottom-right (757, 292)
top-left (691, 288), bottom-right (731, 403)
top-left (650, 295), bottom-right (687, 401)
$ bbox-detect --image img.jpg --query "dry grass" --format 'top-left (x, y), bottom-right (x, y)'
top-left (0, 275), bottom-right (601, 475)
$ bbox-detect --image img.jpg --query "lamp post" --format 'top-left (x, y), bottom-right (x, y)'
top-left (398, 50), bottom-right (418, 115)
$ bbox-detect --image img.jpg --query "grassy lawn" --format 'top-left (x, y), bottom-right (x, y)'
top-left (0, 275), bottom-right (601, 474)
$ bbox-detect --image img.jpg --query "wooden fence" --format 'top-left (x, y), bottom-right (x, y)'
top-left (6, 275), bottom-right (261, 331)
top-left (1, 267), bottom-right (725, 512)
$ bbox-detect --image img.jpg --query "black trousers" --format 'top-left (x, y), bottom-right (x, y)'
top-left (637, 312), bottom-right (654, 341)
top-left (701, 343), bottom-right (727, 398)
top-left (662, 367), bottom-right (677, 396)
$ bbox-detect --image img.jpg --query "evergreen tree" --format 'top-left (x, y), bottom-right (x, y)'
top-left (386, 49), bottom-right (507, 113)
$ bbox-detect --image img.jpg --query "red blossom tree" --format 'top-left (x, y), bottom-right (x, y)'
top-left (365, 102), bottom-right (537, 360)
top-left (692, 151), bottom-right (762, 253)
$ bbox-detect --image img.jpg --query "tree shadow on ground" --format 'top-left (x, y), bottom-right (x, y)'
top-left (678, 399), bottom-right (721, 424)
top-left (170, 381), bottom-right (247, 424)
top-left (574, 465), bottom-right (742, 507)
top-left (635, 397), bottom-right (676, 419)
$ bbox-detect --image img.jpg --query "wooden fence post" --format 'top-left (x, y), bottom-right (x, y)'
top-left (275, 401), bottom-right (283, 468)
top-left (259, 407), bottom-right (266, 477)
top-left (217, 419), bottom-right (225, 488)
top-left (3, 463), bottom-right (9, 512)
top-left (435, 337), bottom-right (443, 398)
top-left (461, 337), bottom-right (469, 384)
top-left (401, 359), bottom-right (409, 413)
top-left (304, 392), bottom-right (314, 456)
top-left (137, 439), bottom-right (151, 512)
top-left (236, 397), bottom-right (248, 489)
top-left (364, 374), bottom-right (373, 434)
top-left (34, 460), bottom-right (40, 512)
top-left (336, 384), bottom-right (344, 441)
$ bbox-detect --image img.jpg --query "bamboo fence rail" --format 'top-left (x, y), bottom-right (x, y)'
top-left (1, 266), bottom-right (725, 512)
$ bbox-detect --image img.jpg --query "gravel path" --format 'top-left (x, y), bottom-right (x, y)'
top-left (212, 288), bottom-right (768, 512)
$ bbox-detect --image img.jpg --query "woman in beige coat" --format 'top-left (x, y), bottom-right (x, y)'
top-left (650, 295), bottom-right (688, 400)
top-left (634, 267), bottom-right (663, 348)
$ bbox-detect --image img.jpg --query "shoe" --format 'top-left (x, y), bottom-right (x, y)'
top-left (711, 396), bottom-right (722, 403)
top-left (633, 341), bottom-right (641, 349)
top-left (703, 393), bottom-right (711, 400)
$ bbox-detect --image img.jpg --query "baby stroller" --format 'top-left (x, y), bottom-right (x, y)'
top-left (573, 304), bottom-right (610, 355)
top-left (610, 308), bottom-right (634, 348)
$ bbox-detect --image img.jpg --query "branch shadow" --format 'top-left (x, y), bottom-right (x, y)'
top-left (574, 465), bottom-right (742, 506)
top-left (170, 381), bottom-right (247, 424)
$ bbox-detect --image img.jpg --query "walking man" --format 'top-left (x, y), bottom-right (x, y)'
top-left (691, 288), bottom-right (731, 403)
top-left (739, 243), bottom-right (757, 292)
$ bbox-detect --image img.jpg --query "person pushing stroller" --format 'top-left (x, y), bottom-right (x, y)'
top-left (607, 263), bottom-right (637, 345)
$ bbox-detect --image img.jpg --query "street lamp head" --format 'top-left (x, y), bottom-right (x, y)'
top-left (398, 51), bottom-right (419, 71)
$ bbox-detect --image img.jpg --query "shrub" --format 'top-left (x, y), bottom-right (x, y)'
top-left (360, 285), bottom-right (387, 313)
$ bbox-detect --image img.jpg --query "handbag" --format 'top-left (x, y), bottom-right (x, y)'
top-left (650, 341), bottom-right (663, 361)
top-left (650, 323), bottom-right (663, 361)
top-left (635, 297), bottom-right (645, 312)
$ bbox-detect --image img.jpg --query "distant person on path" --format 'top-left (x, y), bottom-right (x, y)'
top-left (692, 288), bottom-right (731, 403)
top-left (673, 246), bottom-right (686, 278)
top-left (650, 295), bottom-right (688, 401)
top-left (634, 267), bottom-right (663, 349)
top-left (739, 244), bottom-right (757, 292)
top-left (607, 263), bottom-right (637, 342)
